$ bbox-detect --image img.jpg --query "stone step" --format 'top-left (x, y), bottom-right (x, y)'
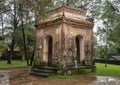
top-left (30, 66), bottom-right (57, 77)
top-left (36, 66), bottom-right (58, 70)
top-left (30, 71), bottom-right (50, 77)
top-left (33, 68), bottom-right (54, 73)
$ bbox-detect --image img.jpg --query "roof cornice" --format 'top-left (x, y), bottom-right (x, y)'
top-left (36, 17), bottom-right (94, 29)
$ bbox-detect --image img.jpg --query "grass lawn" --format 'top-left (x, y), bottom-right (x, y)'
top-left (0, 60), bottom-right (28, 69)
top-left (96, 63), bottom-right (120, 76)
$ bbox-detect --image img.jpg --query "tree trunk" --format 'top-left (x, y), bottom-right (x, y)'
top-left (7, 0), bottom-right (16, 64)
top-left (7, 39), bottom-right (15, 64)
top-left (1, 14), bottom-right (4, 39)
top-left (20, 2), bottom-right (29, 66)
top-left (21, 21), bottom-right (29, 66)
top-left (30, 49), bottom-right (34, 66)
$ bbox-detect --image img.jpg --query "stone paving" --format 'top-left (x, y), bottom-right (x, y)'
top-left (0, 70), bottom-right (10, 85)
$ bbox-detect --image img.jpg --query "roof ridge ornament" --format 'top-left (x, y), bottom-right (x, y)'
top-left (62, 4), bottom-right (65, 19)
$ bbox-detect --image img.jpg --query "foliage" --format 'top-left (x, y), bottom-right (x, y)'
top-left (0, 0), bottom-right (9, 14)
top-left (70, 68), bottom-right (92, 75)
top-left (0, 41), bottom-right (7, 51)
top-left (1, 51), bottom-right (22, 60)
top-left (93, 0), bottom-right (120, 57)
top-left (108, 16), bottom-right (120, 54)
top-left (14, 24), bottom-right (35, 58)
top-left (95, 45), bottom-right (106, 59)
top-left (0, 0), bottom-right (53, 64)
top-left (33, 61), bottom-right (46, 67)
top-left (51, 63), bottom-right (62, 68)
top-left (21, 0), bottom-right (53, 22)
top-left (53, 0), bottom-right (93, 9)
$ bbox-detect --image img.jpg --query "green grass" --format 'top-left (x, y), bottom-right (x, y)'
top-left (0, 60), bottom-right (28, 69)
top-left (96, 63), bottom-right (120, 76)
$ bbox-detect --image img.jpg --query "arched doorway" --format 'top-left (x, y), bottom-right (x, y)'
top-left (75, 35), bottom-right (83, 64)
top-left (45, 35), bottom-right (53, 66)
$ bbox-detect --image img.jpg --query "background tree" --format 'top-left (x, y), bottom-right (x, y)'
top-left (0, 0), bottom-right (53, 65)
top-left (21, 0), bottom-right (53, 23)
top-left (20, 0), bottom-right (53, 65)
top-left (95, 0), bottom-right (120, 59)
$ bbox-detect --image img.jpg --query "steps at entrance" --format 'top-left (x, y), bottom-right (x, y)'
top-left (30, 71), bottom-right (50, 77)
top-left (30, 67), bottom-right (56, 77)
top-left (33, 68), bottom-right (54, 73)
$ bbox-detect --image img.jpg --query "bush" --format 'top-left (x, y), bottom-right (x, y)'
top-left (72, 69), bottom-right (91, 75)
top-left (51, 63), bottom-right (62, 68)
top-left (33, 61), bottom-right (46, 67)
top-left (1, 51), bottom-right (22, 60)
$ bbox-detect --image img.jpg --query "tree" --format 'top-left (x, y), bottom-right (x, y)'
top-left (0, 0), bottom-right (53, 65)
top-left (19, 0), bottom-right (53, 65)
top-left (0, 41), bottom-right (7, 51)
top-left (0, 0), bottom-right (10, 40)
top-left (53, 0), bottom-right (93, 8)
top-left (95, 0), bottom-right (120, 54)
top-left (91, 0), bottom-right (120, 67)
top-left (21, 0), bottom-right (53, 23)
top-left (6, 0), bottom-right (18, 64)
top-left (19, 1), bottom-right (29, 65)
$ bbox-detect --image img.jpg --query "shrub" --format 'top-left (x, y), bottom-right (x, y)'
top-left (33, 61), bottom-right (46, 67)
top-left (51, 63), bottom-right (62, 68)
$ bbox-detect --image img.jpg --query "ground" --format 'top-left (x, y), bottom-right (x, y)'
top-left (0, 68), bottom-right (120, 85)
top-left (10, 75), bottom-right (120, 85)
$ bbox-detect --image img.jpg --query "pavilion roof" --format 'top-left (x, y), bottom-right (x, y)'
top-left (35, 6), bottom-right (94, 28)
top-left (36, 16), bottom-right (93, 28)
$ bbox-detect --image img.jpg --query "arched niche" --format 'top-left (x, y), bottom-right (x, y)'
top-left (75, 35), bottom-right (83, 64)
top-left (44, 35), bottom-right (53, 66)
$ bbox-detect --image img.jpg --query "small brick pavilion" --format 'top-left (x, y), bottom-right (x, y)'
top-left (34, 5), bottom-right (94, 69)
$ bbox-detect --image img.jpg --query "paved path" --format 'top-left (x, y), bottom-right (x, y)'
top-left (0, 70), bottom-right (10, 85)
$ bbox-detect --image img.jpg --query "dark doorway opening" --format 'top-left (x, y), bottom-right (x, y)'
top-left (75, 35), bottom-right (81, 63)
top-left (75, 35), bottom-right (83, 64)
top-left (46, 35), bottom-right (53, 66)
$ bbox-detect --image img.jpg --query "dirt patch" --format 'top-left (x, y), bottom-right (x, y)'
top-left (10, 75), bottom-right (38, 85)
top-left (9, 68), bottom-right (29, 79)
top-left (10, 76), bottom-right (95, 85)
top-left (0, 68), bottom-right (29, 79)
top-left (33, 76), bottom-right (96, 85)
